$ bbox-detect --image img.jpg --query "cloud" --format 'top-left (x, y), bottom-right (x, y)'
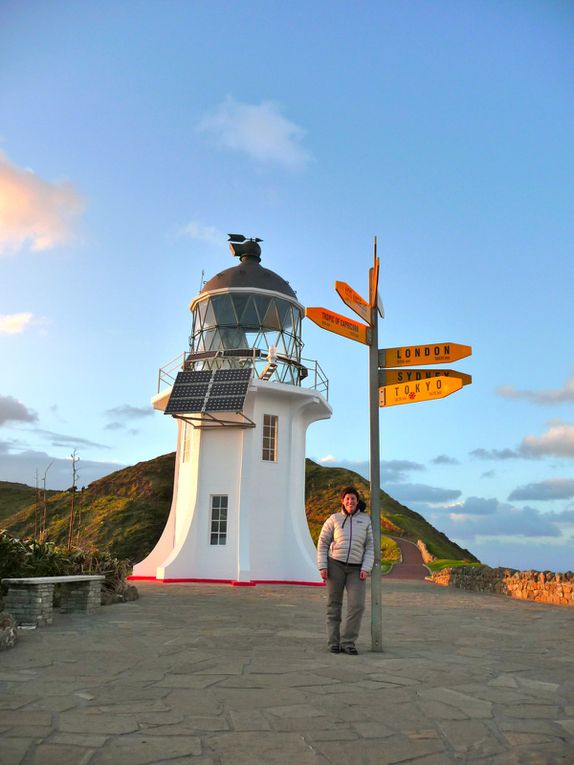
top-left (520, 421), bottom-right (574, 458)
top-left (197, 97), bottom-right (312, 170)
top-left (0, 312), bottom-right (34, 335)
top-left (385, 483), bottom-right (461, 504)
top-left (0, 441), bottom-right (124, 491)
top-left (508, 479), bottom-right (574, 501)
top-left (104, 404), bottom-right (152, 432)
top-left (0, 395), bottom-right (38, 426)
top-left (481, 470), bottom-right (496, 478)
top-left (497, 376), bottom-right (574, 404)
top-left (33, 429), bottom-right (109, 450)
top-left (431, 454), bottom-right (459, 465)
top-left (464, 538), bottom-right (574, 573)
top-left (469, 447), bottom-right (522, 460)
top-left (105, 405), bottom-right (152, 420)
top-left (0, 150), bottom-right (84, 255)
top-left (315, 458), bottom-right (425, 483)
top-left (179, 221), bottom-right (225, 248)
top-left (435, 502), bottom-right (565, 541)
top-left (453, 496), bottom-right (499, 515)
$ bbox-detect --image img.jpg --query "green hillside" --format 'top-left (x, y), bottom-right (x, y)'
top-left (1, 453), bottom-right (477, 564)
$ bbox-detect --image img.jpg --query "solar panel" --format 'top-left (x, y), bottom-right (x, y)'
top-left (165, 397), bottom-right (205, 414)
top-left (210, 381), bottom-right (250, 396)
top-left (165, 368), bottom-right (252, 414)
top-left (205, 396), bottom-right (247, 411)
top-left (176, 370), bottom-right (213, 383)
top-left (213, 368), bottom-right (253, 382)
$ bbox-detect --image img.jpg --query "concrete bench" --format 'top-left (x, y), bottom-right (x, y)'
top-left (2, 575), bottom-right (105, 628)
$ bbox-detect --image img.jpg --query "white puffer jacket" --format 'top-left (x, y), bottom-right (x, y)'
top-left (317, 510), bottom-right (375, 572)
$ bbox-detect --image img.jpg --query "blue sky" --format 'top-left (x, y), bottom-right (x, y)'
top-left (1, 0), bottom-right (573, 572)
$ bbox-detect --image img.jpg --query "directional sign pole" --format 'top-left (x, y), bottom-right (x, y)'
top-left (368, 251), bottom-right (383, 652)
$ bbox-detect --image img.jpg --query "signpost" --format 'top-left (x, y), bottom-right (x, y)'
top-left (379, 342), bottom-right (472, 368)
top-left (379, 375), bottom-right (463, 407)
top-left (335, 281), bottom-right (371, 324)
top-left (306, 307), bottom-right (371, 345)
top-left (305, 236), bottom-right (472, 653)
top-left (379, 369), bottom-right (472, 387)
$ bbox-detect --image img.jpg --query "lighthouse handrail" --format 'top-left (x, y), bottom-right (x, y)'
top-left (157, 350), bottom-right (329, 399)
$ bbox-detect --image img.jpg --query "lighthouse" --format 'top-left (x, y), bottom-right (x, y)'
top-left (132, 236), bottom-right (332, 585)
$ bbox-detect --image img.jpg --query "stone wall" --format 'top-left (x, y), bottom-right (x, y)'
top-left (430, 566), bottom-right (574, 607)
top-left (416, 540), bottom-right (436, 563)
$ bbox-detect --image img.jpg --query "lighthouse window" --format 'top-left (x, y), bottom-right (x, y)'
top-left (210, 495), bottom-right (228, 545)
top-left (262, 414), bottom-right (278, 462)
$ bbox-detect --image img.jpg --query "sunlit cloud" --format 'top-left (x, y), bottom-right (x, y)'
top-left (198, 97), bottom-right (313, 170)
top-left (319, 455), bottom-right (337, 464)
top-left (0, 150), bottom-right (84, 255)
top-left (179, 221), bottom-right (225, 248)
top-left (520, 421), bottom-right (574, 458)
top-left (0, 312), bottom-right (34, 334)
top-left (508, 478), bottom-right (574, 501)
top-left (497, 376), bottom-right (574, 404)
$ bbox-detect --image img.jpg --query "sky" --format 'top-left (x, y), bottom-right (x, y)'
top-left (1, 0), bottom-right (573, 572)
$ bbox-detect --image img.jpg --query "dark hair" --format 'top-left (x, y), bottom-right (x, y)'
top-left (339, 486), bottom-right (360, 503)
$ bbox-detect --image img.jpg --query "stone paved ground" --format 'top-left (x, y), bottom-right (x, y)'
top-left (1, 579), bottom-right (573, 764)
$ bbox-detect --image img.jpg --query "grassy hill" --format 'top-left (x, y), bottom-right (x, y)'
top-left (1, 453), bottom-right (477, 564)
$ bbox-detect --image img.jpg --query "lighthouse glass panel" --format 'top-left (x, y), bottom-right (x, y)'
top-left (190, 293), bottom-right (304, 385)
top-left (210, 495), bottom-right (228, 545)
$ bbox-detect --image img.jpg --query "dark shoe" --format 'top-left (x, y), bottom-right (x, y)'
top-left (342, 645), bottom-right (359, 655)
top-left (329, 644), bottom-right (341, 654)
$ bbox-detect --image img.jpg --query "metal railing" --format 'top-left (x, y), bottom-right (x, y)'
top-left (157, 350), bottom-right (329, 400)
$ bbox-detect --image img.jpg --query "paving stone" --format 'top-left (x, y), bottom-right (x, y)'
top-left (155, 674), bottom-right (225, 688)
top-left (501, 705), bottom-right (560, 719)
top-left (350, 720), bottom-right (395, 738)
top-left (417, 687), bottom-right (493, 719)
top-left (311, 733), bottom-right (446, 764)
top-left (50, 734), bottom-right (109, 747)
top-left (0, 710), bottom-right (53, 726)
top-left (90, 734), bottom-right (201, 765)
top-left (205, 732), bottom-right (323, 764)
top-left (229, 709), bottom-right (272, 731)
top-left (0, 696), bottom-right (37, 710)
top-left (57, 711), bottom-right (140, 734)
top-left (555, 718), bottom-right (574, 734)
top-left (3, 725), bottom-right (54, 738)
top-left (438, 719), bottom-right (506, 757)
top-left (1, 737), bottom-right (31, 765)
top-left (30, 744), bottom-right (95, 765)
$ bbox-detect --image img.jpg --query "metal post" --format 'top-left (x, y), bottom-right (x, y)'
top-left (369, 265), bottom-right (383, 652)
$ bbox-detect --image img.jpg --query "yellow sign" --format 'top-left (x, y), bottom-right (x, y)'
top-left (379, 368), bottom-right (472, 387)
top-left (379, 375), bottom-right (463, 407)
top-left (335, 281), bottom-right (371, 324)
top-left (379, 342), bottom-right (472, 368)
top-left (306, 307), bottom-right (371, 345)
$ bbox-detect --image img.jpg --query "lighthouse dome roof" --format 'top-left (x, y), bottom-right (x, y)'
top-left (201, 258), bottom-right (297, 299)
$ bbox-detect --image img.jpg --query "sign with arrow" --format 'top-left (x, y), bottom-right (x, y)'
top-left (335, 281), bottom-right (371, 324)
top-left (306, 307), bottom-right (371, 345)
top-left (379, 375), bottom-right (463, 407)
top-left (379, 342), bottom-right (472, 368)
top-left (379, 368), bottom-right (472, 387)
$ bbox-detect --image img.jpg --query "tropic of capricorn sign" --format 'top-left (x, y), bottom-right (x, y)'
top-left (306, 238), bottom-right (473, 652)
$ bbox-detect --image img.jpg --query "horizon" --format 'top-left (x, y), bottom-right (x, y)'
top-left (1, 1), bottom-right (572, 573)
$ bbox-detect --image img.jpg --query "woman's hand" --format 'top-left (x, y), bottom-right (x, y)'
top-left (360, 570), bottom-right (369, 580)
top-left (320, 569), bottom-right (328, 580)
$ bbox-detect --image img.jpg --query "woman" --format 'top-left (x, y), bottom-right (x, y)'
top-left (317, 486), bottom-right (374, 655)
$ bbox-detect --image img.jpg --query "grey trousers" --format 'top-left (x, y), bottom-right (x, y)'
top-left (326, 557), bottom-right (366, 648)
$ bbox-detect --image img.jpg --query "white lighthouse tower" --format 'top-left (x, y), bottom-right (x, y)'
top-left (132, 236), bottom-right (331, 585)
